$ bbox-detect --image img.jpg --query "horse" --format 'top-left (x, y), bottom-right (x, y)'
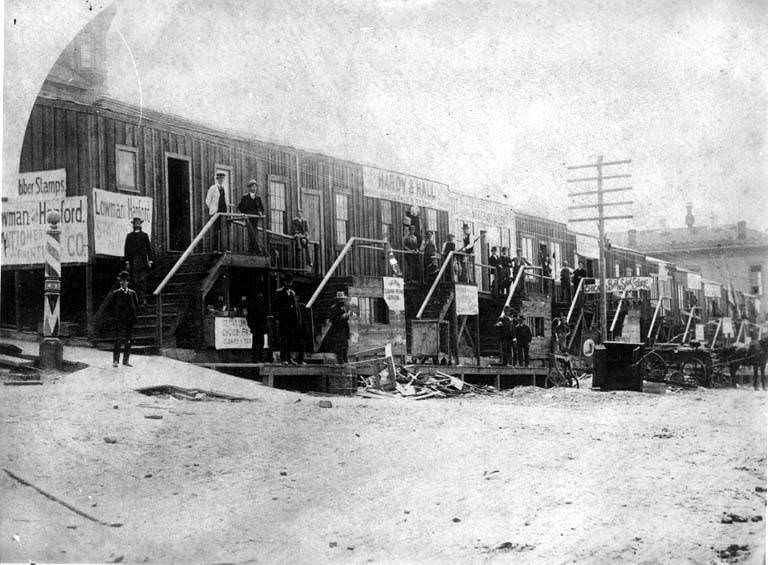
top-left (719, 337), bottom-right (768, 390)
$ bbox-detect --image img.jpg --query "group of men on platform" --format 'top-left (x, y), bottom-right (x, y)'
top-left (495, 305), bottom-right (533, 367)
top-left (402, 222), bottom-right (476, 284)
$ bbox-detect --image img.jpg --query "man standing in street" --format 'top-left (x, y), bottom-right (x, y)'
top-left (246, 291), bottom-right (267, 362)
top-left (329, 291), bottom-right (351, 364)
top-left (516, 316), bottom-right (532, 367)
top-left (403, 224), bottom-right (419, 282)
top-left (105, 271), bottom-right (139, 367)
top-left (123, 217), bottom-right (153, 305)
top-left (237, 179), bottom-right (264, 253)
top-left (205, 171), bottom-right (229, 252)
top-left (291, 208), bottom-right (312, 268)
top-left (275, 273), bottom-right (301, 364)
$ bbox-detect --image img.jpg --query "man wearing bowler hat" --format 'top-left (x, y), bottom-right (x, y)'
top-left (205, 171), bottom-right (230, 252)
top-left (328, 291), bottom-right (351, 364)
top-left (105, 271), bottom-right (139, 367)
top-left (237, 179), bottom-right (265, 253)
top-left (123, 217), bottom-right (153, 305)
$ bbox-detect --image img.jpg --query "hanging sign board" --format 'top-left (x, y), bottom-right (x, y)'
top-left (14, 168), bottom-right (67, 200)
top-left (214, 316), bottom-right (252, 349)
top-left (455, 284), bottom-right (479, 315)
top-left (1, 196), bottom-right (89, 265)
top-left (703, 283), bottom-right (721, 298)
top-left (382, 277), bottom-right (405, 311)
top-left (362, 166), bottom-right (451, 210)
top-left (686, 272), bottom-right (702, 290)
top-left (583, 277), bottom-right (653, 294)
top-left (92, 188), bottom-right (153, 256)
top-left (722, 317), bottom-right (734, 337)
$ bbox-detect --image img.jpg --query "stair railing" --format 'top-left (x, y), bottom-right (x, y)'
top-left (609, 289), bottom-right (628, 335)
top-left (415, 250), bottom-right (465, 319)
top-left (566, 277), bottom-right (586, 324)
top-left (647, 297), bottom-right (665, 341)
top-left (306, 236), bottom-right (387, 309)
top-left (498, 264), bottom-right (527, 318)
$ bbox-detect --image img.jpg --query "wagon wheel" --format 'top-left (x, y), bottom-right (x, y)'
top-left (640, 351), bottom-right (667, 382)
top-left (565, 366), bottom-right (581, 389)
top-left (680, 358), bottom-right (708, 388)
top-left (546, 366), bottom-right (569, 388)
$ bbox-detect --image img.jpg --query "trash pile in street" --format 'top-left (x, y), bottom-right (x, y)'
top-left (357, 365), bottom-right (498, 400)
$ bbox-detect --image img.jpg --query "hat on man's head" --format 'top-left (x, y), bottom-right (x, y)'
top-left (117, 270), bottom-right (130, 281)
top-left (215, 171), bottom-right (226, 178)
top-left (462, 223), bottom-right (470, 230)
top-left (283, 273), bottom-right (294, 283)
top-left (247, 179), bottom-right (258, 187)
top-left (131, 217), bottom-right (143, 224)
top-left (335, 291), bottom-right (347, 300)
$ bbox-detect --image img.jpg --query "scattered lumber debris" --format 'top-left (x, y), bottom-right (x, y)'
top-left (357, 365), bottom-right (498, 400)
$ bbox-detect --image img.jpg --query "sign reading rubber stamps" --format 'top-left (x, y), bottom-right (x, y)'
top-left (214, 316), bottom-right (252, 349)
top-left (1, 196), bottom-right (88, 265)
top-left (92, 188), bottom-right (153, 256)
top-left (583, 277), bottom-right (653, 294)
top-left (455, 284), bottom-right (479, 315)
top-left (14, 168), bottom-right (67, 200)
top-left (382, 277), bottom-right (405, 311)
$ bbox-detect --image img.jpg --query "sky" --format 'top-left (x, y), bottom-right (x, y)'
top-left (7, 0), bottom-right (768, 235)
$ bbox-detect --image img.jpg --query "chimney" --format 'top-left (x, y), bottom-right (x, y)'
top-left (737, 220), bottom-right (747, 240)
top-left (627, 229), bottom-right (637, 247)
top-left (685, 202), bottom-right (695, 230)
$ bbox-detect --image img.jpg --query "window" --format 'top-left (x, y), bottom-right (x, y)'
top-left (426, 208), bottom-right (437, 234)
top-left (635, 264), bottom-right (642, 277)
top-left (625, 266), bottom-right (633, 277)
top-left (550, 241), bottom-right (562, 276)
top-left (77, 34), bottom-right (94, 69)
top-left (116, 146), bottom-right (138, 193)
top-left (521, 236), bottom-right (534, 263)
top-left (380, 200), bottom-right (392, 241)
top-left (527, 317), bottom-right (545, 337)
top-left (614, 262), bottom-right (621, 278)
top-left (335, 193), bottom-right (349, 245)
top-left (269, 180), bottom-right (286, 233)
top-left (749, 265), bottom-right (763, 295)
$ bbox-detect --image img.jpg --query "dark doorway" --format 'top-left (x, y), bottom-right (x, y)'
top-left (167, 156), bottom-right (192, 251)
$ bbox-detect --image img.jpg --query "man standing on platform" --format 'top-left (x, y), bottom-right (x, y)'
top-left (488, 246), bottom-right (500, 295)
top-left (459, 223), bottom-right (474, 282)
top-left (123, 217), bottom-right (153, 305)
top-left (105, 271), bottom-right (139, 368)
top-left (516, 316), bottom-right (532, 367)
top-left (237, 179), bottom-right (264, 253)
top-left (403, 224), bottom-right (419, 282)
top-left (442, 233), bottom-right (458, 282)
top-left (275, 273), bottom-right (301, 365)
top-left (423, 230), bottom-right (439, 282)
top-left (291, 209), bottom-right (312, 268)
top-left (496, 305), bottom-right (516, 365)
top-left (499, 247), bottom-right (512, 296)
top-left (205, 171), bottom-right (230, 252)
top-left (572, 261), bottom-right (587, 295)
top-left (560, 260), bottom-right (573, 303)
top-left (329, 291), bottom-right (351, 364)
top-left (246, 291), bottom-right (267, 362)
top-left (511, 248), bottom-right (530, 298)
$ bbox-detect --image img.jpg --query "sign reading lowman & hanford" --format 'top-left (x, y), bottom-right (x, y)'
top-left (1, 196), bottom-right (88, 265)
top-left (362, 166), bottom-right (451, 210)
top-left (93, 188), bottom-right (153, 256)
top-left (583, 277), bottom-right (653, 294)
top-left (15, 169), bottom-right (67, 200)
top-left (455, 284), bottom-right (479, 315)
top-left (382, 277), bottom-right (405, 311)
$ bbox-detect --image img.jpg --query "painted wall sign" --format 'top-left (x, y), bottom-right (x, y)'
top-left (14, 168), bottom-right (67, 200)
top-left (92, 188), bottom-right (153, 257)
top-left (1, 196), bottom-right (88, 265)
top-left (583, 277), bottom-right (653, 294)
top-left (686, 272), bottom-right (702, 290)
top-left (362, 166), bottom-right (450, 210)
top-left (382, 276), bottom-right (405, 311)
top-left (695, 323), bottom-right (705, 342)
top-left (214, 316), bottom-right (253, 349)
top-left (455, 284), bottom-right (479, 315)
top-left (703, 283), bottom-right (721, 298)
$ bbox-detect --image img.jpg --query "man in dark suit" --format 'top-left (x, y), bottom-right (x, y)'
top-left (328, 291), bottom-right (351, 364)
top-left (291, 209), bottom-right (312, 268)
top-left (572, 261), bottom-right (587, 295)
top-left (488, 246), bottom-right (500, 294)
top-left (123, 217), bottom-right (153, 305)
top-left (499, 247), bottom-right (512, 296)
top-left (246, 291), bottom-right (267, 362)
top-left (423, 230), bottom-right (439, 282)
top-left (496, 305), bottom-right (516, 365)
top-left (403, 224), bottom-right (419, 282)
top-left (516, 317), bottom-right (532, 367)
top-left (275, 274), bottom-right (301, 364)
top-left (560, 260), bottom-right (573, 303)
top-left (105, 271), bottom-right (139, 367)
top-left (237, 179), bottom-right (265, 253)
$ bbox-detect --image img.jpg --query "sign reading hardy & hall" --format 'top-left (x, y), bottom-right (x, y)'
top-left (93, 188), bottom-right (153, 256)
top-left (362, 166), bottom-right (451, 210)
top-left (583, 277), bottom-right (653, 294)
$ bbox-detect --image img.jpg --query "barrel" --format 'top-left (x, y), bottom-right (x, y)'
top-left (326, 365), bottom-right (358, 396)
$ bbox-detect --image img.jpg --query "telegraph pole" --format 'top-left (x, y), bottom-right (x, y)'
top-left (566, 156), bottom-right (632, 343)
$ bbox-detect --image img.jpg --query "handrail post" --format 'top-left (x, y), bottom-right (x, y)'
top-left (566, 277), bottom-right (585, 324)
top-left (682, 306), bottom-right (697, 343)
top-left (710, 317), bottom-right (722, 349)
top-left (647, 297), bottom-right (664, 341)
top-left (416, 250), bottom-right (458, 319)
top-left (306, 237), bottom-right (356, 308)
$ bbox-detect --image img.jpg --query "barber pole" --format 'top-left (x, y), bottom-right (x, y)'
top-left (39, 211), bottom-right (64, 368)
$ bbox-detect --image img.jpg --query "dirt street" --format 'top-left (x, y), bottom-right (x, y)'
top-left (0, 344), bottom-right (765, 564)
